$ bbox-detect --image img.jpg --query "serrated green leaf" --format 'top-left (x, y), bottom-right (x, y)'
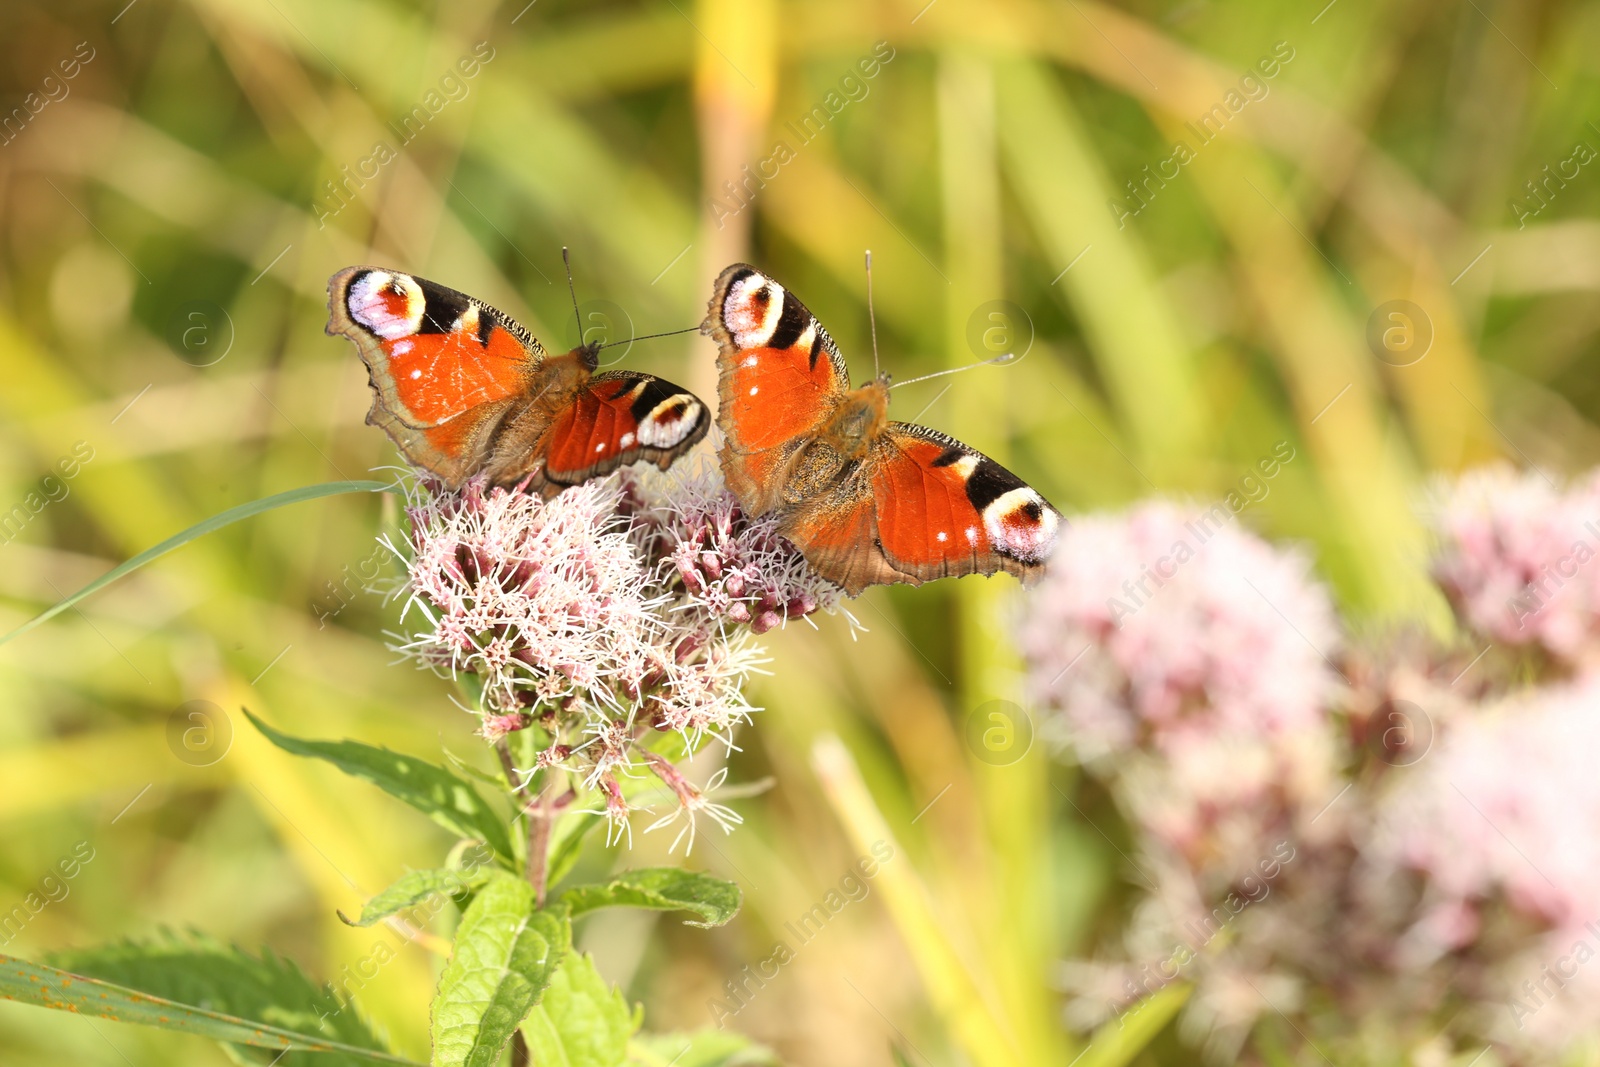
top-left (342, 867), bottom-right (497, 928)
top-left (245, 710), bottom-right (515, 866)
top-left (561, 869), bottom-right (741, 929)
top-left (48, 933), bottom-right (391, 1066)
top-left (626, 1030), bottom-right (779, 1067)
top-left (519, 951), bottom-right (634, 1067)
top-left (432, 874), bottom-right (570, 1067)
top-left (0, 951), bottom-right (419, 1064)
top-left (0, 480), bottom-right (396, 647)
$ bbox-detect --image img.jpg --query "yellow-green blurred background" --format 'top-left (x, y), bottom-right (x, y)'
top-left (1, 0), bottom-right (1594, 1063)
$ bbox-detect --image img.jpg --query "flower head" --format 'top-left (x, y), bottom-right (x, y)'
top-left (386, 461), bottom-right (844, 849)
top-left (1429, 464), bottom-right (1600, 664)
top-left (1020, 501), bottom-right (1341, 875)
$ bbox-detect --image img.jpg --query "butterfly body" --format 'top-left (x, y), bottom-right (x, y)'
top-left (705, 264), bottom-right (1062, 595)
top-left (328, 266), bottom-right (708, 498)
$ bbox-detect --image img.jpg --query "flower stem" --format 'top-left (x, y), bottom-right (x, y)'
top-left (495, 739), bottom-right (552, 904)
top-left (528, 787), bottom-right (553, 908)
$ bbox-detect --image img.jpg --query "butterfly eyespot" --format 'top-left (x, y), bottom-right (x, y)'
top-left (982, 489), bottom-right (1059, 562)
top-left (348, 271), bottom-right (425, 340)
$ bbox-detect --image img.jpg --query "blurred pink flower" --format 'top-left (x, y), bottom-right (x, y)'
top-left (1430, 464), bottom-right (1600, 663)
top-left (1377, 671), bottom-right (1600, 932)
top-left (1374, 671), bottom-right (1600, 1050)
top-left (1019, 501), bottom-right (1341, 871)
top-left (1032, 469), bottom-right (1600, 1061)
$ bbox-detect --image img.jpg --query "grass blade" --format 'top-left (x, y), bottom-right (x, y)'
top-left (1074, 983), bottom-right (1191, 1067)
top-left (0, 479), bottom-right (397, 646)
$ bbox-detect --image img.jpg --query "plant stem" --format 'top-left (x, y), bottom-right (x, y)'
top-left (494, 738), bottom-right (553, 905)
top-left (528, 787), bottom-right (553, 908)
top-left (495, 737), bottom-right (553, 1067)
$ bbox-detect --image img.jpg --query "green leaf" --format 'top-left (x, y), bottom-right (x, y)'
top-left (244, 709), bottom-right (516, 867)
top-left (48, 933), bottom-right (391, 1065)
top-left (561, 869), bottom-right (741, 929)
top-left (627, 1031), bottom-right (779, 1067)
top-left (432, 873), bottom-right (570, 1067)
top-left (0, 950), bottom-right (419, 1065)
top-left (545, 809), bottom-right (605, 891)
top-left (0, 480), bottom-right (396, 647)
top-left (443, 747), bottom-right (513, 794)
top-left (519, 951), bottom-right (634, 1067)
top-left (341, 867), bottom-right (497, 928)
top-left (1073, 982), bottom-right (1190, 1067)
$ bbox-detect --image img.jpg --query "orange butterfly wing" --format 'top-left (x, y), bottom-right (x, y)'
top-left (704, 264), bottom-right (850, 515)
top-left (776, 427), bottom-right (1061, 595)
top-left (540, 370), bottom-right (710, 489)
top-left (327, 266), bottom-right (543, 487)
top-left (869, 424), bottom-right (1062, 587)
top-left (704, 263), bottom-right (1063, 595)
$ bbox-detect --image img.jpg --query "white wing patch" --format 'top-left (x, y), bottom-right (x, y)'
top-left (722, 272), bottom-right (785, 349)
top-left (638, 397), bottom-right (704, 448)
top-left (982, 487), bottom-right (1060, 563)
top-left (347, 271), bottom-right (424, 340)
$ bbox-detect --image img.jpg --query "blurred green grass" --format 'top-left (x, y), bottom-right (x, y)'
top-left (1, 0), bottom-right (1597, 1063)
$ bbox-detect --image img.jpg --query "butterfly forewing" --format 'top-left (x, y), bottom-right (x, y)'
top-left (706, 264), bottom-right (850, 513)
top-left (328, 266), bottom-right (543, 486)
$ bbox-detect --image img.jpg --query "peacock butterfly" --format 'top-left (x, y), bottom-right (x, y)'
top-left (327, 266), bottom-right (709, 497)
top-left (702, 264), bottom-right (1062, 595)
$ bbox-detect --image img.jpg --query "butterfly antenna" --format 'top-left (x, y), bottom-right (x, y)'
top-left (594, 325), bottom-right (702, 350)
top-left (864, 249), bottom-right (881, 380)
top-left (889, 350), bottom-right (1022, 389)
top-left (562, 246), bottom-right (583, 346)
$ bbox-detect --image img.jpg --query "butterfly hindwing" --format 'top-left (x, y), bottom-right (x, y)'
top-left (776, 468), bottom-right (910, 595)
top-left (870, 423), bottom-right (1062, 586)
top-left (327, 266), bottom-right (544, 486)
top-left (705, 264), bottom-right (850, 514)
top-left (540, 370), bottom-right (710, 490)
